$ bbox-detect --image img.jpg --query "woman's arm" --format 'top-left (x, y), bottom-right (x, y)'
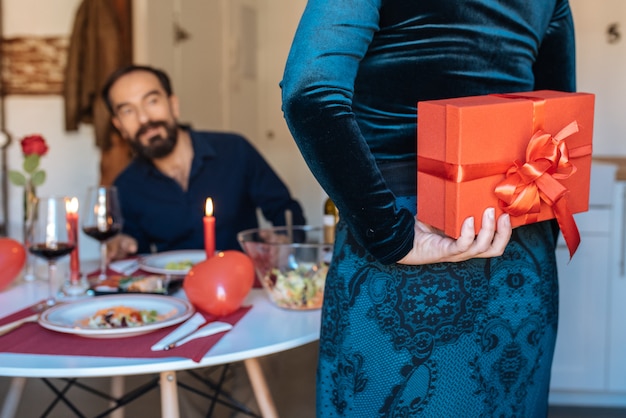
top-left (281, 0), bottom-right (415, 264)
top-left (533, 0), bottom-right (576, 92)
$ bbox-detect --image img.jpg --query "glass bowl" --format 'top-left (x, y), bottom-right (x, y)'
top-left (237, 225), bottom-right (332, 310)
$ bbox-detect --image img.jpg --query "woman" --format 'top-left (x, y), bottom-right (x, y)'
top-left (281, 1), bottom-right (573, 416)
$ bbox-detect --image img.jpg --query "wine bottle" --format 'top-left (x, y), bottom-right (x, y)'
top-left (323, 196), bottom-right (339, 244)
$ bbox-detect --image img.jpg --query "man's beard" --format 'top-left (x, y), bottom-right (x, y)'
top-left (130, 121), bottom-right (178, 160)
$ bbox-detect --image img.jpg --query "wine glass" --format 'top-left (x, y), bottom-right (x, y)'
top-left (81, 186), bottom-right (123, 281)
top-left (27, 196), bottom-right (77, 306)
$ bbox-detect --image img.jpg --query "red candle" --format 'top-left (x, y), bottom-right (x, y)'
top-left (66, 197), bottom-right (81, 283)
top-left (204, 198), bottom-right (216, 259)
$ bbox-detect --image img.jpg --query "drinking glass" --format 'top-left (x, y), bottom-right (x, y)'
top-left (81, 186), bottom-right (123, 281)
top-left (28, 196), bottom-right (77, 306)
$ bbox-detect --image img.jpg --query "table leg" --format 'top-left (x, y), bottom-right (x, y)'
top-left (244, 358), bottom-right (279, 418)
top-left (159, 371), bottom-right (179, 418)
top-left (0, 377), bottom-right (26, 418)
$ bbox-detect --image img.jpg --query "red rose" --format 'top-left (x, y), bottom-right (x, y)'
top-left (20, 134), bottom-right (49, 157)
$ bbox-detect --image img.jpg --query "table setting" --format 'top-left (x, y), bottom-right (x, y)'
top-left (0, 187), bottom-right (261, 364)
top-left (0, 221), bottom-right (324, 418)
top-left (0, 296), bottom-right (250, 363)
top-left (0, 135), bottom-right (325, 417)
top-left (0, 182), bottom-right (328, 365)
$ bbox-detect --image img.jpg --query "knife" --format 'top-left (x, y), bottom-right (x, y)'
top-left (151, 312), bottom-right (206, 351)
top-left (0, 313), bottom-right (39, 337)
top-left (163, 321), bottom-right (232, 350)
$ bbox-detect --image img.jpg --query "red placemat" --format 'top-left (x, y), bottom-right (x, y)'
top-left (0, 303), bottom-right (251, 363)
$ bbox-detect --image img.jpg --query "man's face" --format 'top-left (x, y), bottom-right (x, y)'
top-left (109, 71), bottom-right (180, 159)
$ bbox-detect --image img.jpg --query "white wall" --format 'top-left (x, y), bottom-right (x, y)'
top-left (3, 0), bottom-right (101, 260)
top-left (571, 0), bottom-right (626, 156)
top-left (133, 0), bottom-right (325, 229)
top-left (256, 0), bottom-right (325, 228)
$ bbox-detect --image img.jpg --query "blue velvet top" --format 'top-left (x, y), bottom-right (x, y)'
top-left (114, 130), bottom-right (305, 254)
top-left (281, 0), bottom-right (575, 264)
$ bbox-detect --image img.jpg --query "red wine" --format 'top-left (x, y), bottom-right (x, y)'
top-left (29, 242), bottom-right (75, 260)
top-left (83, 225), bottom-right (122, 242)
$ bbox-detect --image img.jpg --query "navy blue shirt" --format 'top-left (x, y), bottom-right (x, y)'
top-left (114, 129), bottom-right (306, 254)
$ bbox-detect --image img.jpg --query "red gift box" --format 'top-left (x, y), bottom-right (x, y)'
top-left (417, 90), bottom-right (594, 256)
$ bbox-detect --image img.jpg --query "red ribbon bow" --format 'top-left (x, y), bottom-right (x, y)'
top-left (494, 121), bottom-right (581, 257)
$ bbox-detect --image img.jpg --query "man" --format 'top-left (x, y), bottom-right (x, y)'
top-left (101, 64), bottom-right (305, 259)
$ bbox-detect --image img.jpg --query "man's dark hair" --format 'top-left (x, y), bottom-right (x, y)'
top-left (101, 64), bottom-right (174, 114)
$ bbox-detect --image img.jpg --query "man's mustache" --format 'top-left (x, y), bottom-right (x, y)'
top-left (136, 121), bottom-right (168, 138)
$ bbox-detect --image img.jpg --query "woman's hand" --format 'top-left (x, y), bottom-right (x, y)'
top-left (397, 207), bottom-right (512, 265)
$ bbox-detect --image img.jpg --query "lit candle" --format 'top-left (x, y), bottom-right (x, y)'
top-left (204, 198), bottom-right (216, 259)
top-left (66, 197), bottom-right (80, 283)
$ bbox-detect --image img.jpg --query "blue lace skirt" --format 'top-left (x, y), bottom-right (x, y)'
top-left (317, 196), bottom-right (559, 417)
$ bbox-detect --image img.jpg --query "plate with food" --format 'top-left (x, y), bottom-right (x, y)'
top-left (89, 274), bottom-right (184, 295)
top-left (138, 250), bottom-right (206, 276)
top-left (38, 294), bottom-right (195, 338)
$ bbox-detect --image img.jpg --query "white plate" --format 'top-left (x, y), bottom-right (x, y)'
top-left (138, 250), bottom-right (206, 275)
top-left (38, 294), bottom-right (195, 338)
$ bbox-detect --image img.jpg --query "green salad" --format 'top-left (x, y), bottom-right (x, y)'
top-left (263, 264), bottom-right (328, 309)
top-left (164, 260), bottom-right (194, 271)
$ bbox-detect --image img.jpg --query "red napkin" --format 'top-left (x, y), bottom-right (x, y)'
top-left (0, 304), bottom-right (251, 363)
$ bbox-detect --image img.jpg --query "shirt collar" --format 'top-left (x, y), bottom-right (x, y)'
top-left (188, 129), bottom-right (216, 177)
top-left (189, 129), bottom-right (216, 159)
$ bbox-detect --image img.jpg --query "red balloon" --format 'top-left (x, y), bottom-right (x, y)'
top-left (183, 250), bottom-right (255, 316)
top-left (0, 238), bottom-right (26, 291)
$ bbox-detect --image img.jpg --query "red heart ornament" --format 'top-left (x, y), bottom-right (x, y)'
top-left (183, 250), bottom-right (255, 316)
top-left (0, 238), bottom-right (26, 291)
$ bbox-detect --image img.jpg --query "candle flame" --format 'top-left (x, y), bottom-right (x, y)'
top-left (66, 197), bottom-right (79, 214)
top-left (205, 198), bottom-right (213, 216)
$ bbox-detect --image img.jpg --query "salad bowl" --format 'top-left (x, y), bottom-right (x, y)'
top-left (237, 225), bottom-right (332, 310)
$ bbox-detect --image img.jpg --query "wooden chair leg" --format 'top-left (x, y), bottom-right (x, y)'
top-left (110, 375), bottom-right (125, 418)
top-left (244, 358), bottom-right (279, 418)
top-left (0, 377), bottom-right (26, 418)
top-left (159, 371), bottom-right (180, 418)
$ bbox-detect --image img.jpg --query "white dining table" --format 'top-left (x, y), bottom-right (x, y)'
top-left (0, 278), bottom-right (321, 418)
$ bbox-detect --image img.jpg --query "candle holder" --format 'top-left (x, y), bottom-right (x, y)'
top-left (60, 272), bottom-right (90, 298)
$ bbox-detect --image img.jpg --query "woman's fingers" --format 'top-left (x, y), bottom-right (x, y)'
top-left (453, 214), bottom-right (477, 251)
top-left (451, 208), bottom-right (511, 260)
top-left (398, 208), bottom-right (513, 265)
top-left (490, 213), bottom-right (512, 254)
top-left (473, 207), bottom-right (497, 251)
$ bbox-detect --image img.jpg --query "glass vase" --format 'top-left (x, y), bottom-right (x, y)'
top-left (22, 182), bottom-right (38, 281)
